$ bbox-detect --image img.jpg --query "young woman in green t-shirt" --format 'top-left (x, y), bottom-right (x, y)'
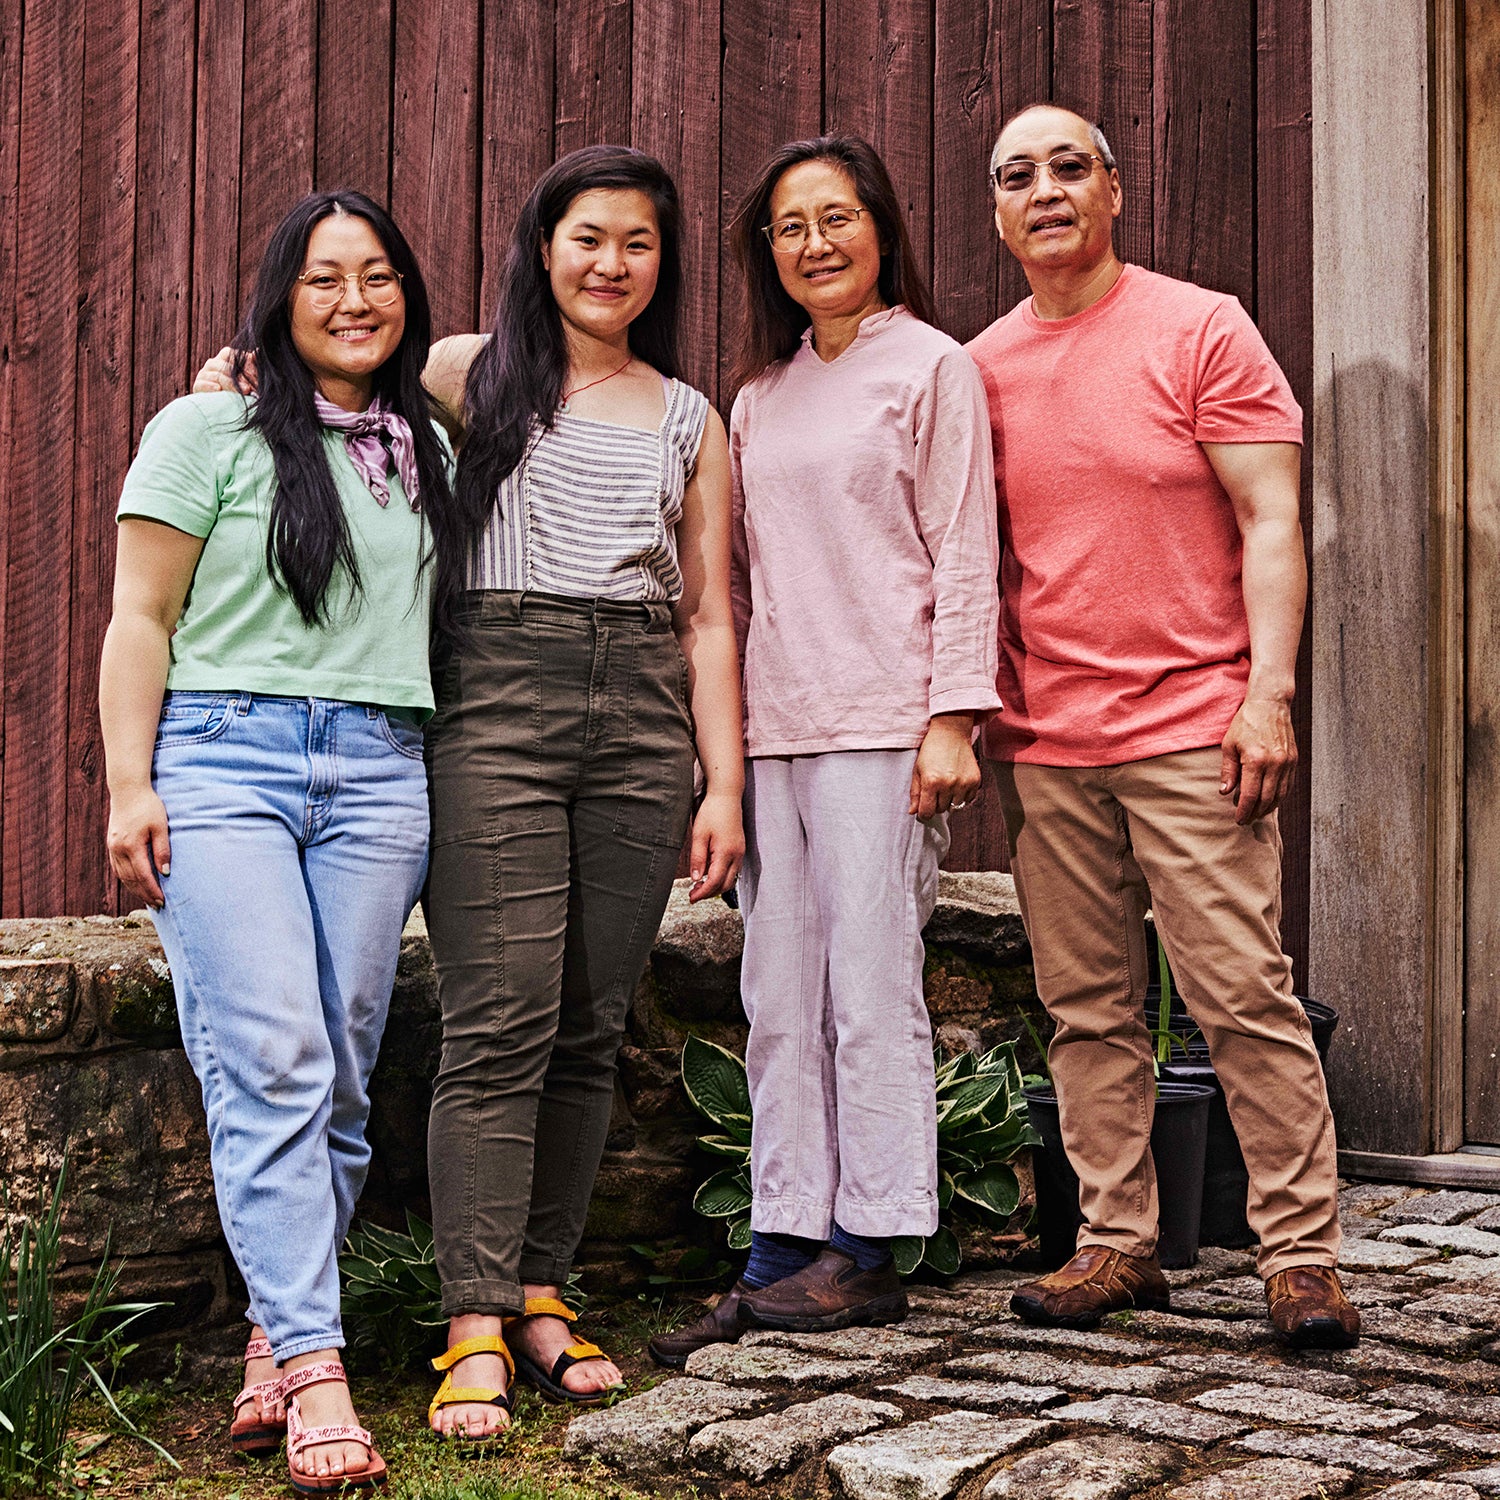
top-left (101, 190), bottom-right (460, 1493)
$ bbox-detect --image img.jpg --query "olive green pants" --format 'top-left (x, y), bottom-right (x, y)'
top-left (425, 592), bottom-right (695, 1317)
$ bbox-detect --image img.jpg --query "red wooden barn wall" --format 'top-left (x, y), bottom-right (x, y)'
top-left (0, 0), bottom-right (1313, 980)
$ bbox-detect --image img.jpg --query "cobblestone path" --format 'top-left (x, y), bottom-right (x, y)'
top-left (566, 1183), bottom-right (1500, 1499)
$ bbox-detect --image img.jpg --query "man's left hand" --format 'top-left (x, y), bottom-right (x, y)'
top-left (1220, 696), bottom-right (1297, 825)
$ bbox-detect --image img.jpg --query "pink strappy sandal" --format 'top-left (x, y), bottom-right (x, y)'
top-left (229, 1336), bottom-right (284, 1458)
top-left (280, 1360), bottom-right (387, 1493)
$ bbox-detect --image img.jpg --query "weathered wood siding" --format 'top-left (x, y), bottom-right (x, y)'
top-left (0, 0), bottom-right (1312, 966)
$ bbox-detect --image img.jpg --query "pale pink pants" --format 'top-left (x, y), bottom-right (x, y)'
top-left (739, 750), bottom-right (948, 1240)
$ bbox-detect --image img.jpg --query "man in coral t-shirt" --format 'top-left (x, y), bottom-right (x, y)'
top-left (966, 104), bottom-right (1357, 1349)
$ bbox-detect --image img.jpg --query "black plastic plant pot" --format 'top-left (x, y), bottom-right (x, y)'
top-left (1023, 1082), bottom-right (1216, 1271)
top-left (1147, 992), bottom-right (1339, 1065)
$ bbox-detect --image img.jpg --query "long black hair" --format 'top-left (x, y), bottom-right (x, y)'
top-left (231, 189), bottom-right (458, 629)
top-left (452, 146), bottom-right (683, 563)
top-left (729, 135), bottom-right (936, 393)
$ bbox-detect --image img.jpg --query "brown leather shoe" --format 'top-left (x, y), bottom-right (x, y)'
top-left (738, 1249), bottom-right (907, 1332)
top-left (1010, 1245), bottom-right (1171, 1328)
top-left (1265, 1264), bottom-right (1361, 1349)
top-left (647, 1282), bottom-right (750, 1369)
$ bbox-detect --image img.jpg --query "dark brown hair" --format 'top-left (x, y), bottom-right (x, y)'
top-left (729, 135), bottom-right (936, 394)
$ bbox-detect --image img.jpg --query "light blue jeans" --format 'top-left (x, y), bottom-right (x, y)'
top-left (149, 693), bottom-right (429, 1361)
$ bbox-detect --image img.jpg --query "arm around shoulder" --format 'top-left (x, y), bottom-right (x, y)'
top-left (423, 334), bottom-right (486, 445)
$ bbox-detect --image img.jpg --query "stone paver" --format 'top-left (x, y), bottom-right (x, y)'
top-left (1172, 1287), bottom-right (1266, 1319)
top-left (1055, 1395), bottom-right (1250, 1444)
top-left (825, 1413), bottom-right (1059, 1500)
top-left (1338, 1238), bottom-right (1443, 1272)
top-left (979, 1434), bottom-right (1185, 1499)
top-left (1473, 1207), bottom-right (1500, 1232)
top-left (1124, 1309), bottom-right (1279, 1349)
top-left (1165, 1248), bottom-right (1259, 1287)
top-left (1420, 1258), bottom-right (1500, 1286)
top-left (740, 1326), bottom-right (946, 1367)
top-left (1314, 1341), bottom-right (1500, 1388)
top-left (1379, 1484), bottom-right (1484, 1500)
top-left (1368, 1386), bottom-right (1500, 1424)
top-left (1451, 1467), bottom-right (1500, 1492)
top-left (1236, 1428), bottom-right (1437, 1477)
top-left (1190, 1380), bottom-right (1415, 1432)
top-left (900, 1313), bottom-right (970, 1336)
top-left (1342, 1183), bottom-right (1423, 1216)
top-left (684, 1342), bottom-right (892, 1389)
top-left (1381, 1192), bottom-right (1500, 1226)
top-left (967, 1321), bottom-right (1158, 1359)
top-left (944, 1349), bottom-right (1181, 1395)
top-left (1382, 1225), bottom-right (1500, 1258)
top-left (686, 1394), bottom-right (903, 1483)
top-left (1406, 1426), bottom-right (1500, 1457)
top-left (1360, 1308), bottom-right (1495, 1354)
top-left (876, 1375), bottom-right (1070, 1410)
top-left (1403, 1292), bottom-right (1500, 1326)
top-left (1166, 1456), bottom-right (1357, 1500)
top-left (1154, 1351), bottom-right (1362, 1396)
top-left (562, 1378), bottom-right (771, 1470)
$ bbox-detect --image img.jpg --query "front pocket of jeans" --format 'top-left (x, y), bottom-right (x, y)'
top-left (154, 699), bottom-right (235, 747)
top-left (377, 712), bottom-right (427, 760)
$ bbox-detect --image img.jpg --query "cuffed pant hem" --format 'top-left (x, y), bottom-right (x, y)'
top-left (751, 1198), bottom-right (833, 1240)
top-left (517, 1255), bottom-right (574, 1288)
top-left (441, 1277), bottom-right (526, 1319)
top-left (1257, 1247), bottom-right (1341, 1279)
top-left (834, 1196), bottom-right (939, 1239)
top-left (273, 1332), bottom-right (345, 1364)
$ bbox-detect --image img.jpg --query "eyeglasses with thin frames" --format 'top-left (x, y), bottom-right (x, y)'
top-left (761, 206), bottom-right (870, 254)
top-left (295, 265), bottom-right (405, 310)
top-left (992, 152), bottom-right (1106, 193)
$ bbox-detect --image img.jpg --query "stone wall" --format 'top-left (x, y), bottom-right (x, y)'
top-left (0, 873), bottom-right (1041, 1369)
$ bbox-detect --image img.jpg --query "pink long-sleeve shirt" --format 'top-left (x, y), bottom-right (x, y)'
top-left (730, 305), bottom-right (1001, 758)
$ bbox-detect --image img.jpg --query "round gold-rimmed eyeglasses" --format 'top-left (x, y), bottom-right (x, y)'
top-left (761, 207), bottom-right (870, 254)
top-left (295, 265), bottom-right (405, 310)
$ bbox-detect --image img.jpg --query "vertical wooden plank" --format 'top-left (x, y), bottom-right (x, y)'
top-left (0, 0), bottom-right (24, 898)
top-left (717, 0), bottom-right (822, 400)
top-left (190, 0), bottom-right (244, 384)
top-left (1465, 0), bottom-right (1500, 1144)
top-left (67, 0), bottom-right (141, 917)
top-left (392, 0), bottom-right (480, 338)
top-left (3, 0), bottom-right (84, 915)
top-left (1310, 0), bottom-right (1431, 1155)
top-left (1052, 0), bottom-right (1153, 272)
top-left (1257, 0), bottom-right (1313, 990)
top-left (133, 0), bottom-right (195, 442)
top-left (237, 0), bottom-right (316, 311)
top-left (555, 0), bottom-right (632, 158)
top-left (632, 0), bottom-right (722, 403)
top-left (479, 0), bottom-right (554, 322)
top-left (1153, 0), bottom-right (1254, 301)
top-left (824, 0), bottom-right (934, 280)
top-left (315, 0), bottom-right (394, 197)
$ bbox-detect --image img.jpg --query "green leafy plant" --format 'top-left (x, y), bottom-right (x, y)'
top-left (681, 1036), bottom-right (1038, 1278)
top-left (341, 1212), bottom-right (587, 1374)
top-left (0, 1161), bottom-right (175, 1495)
top-left (681, 1036), bottom-right (753, 1251)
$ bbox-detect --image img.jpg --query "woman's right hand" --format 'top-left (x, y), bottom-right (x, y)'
top-left (106, 785), bottom-right (172, 908)
top-left (192, 346), bottom-right (257, 395)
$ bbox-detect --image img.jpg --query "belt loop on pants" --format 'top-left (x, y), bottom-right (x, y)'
top-left (235, 691), bottom-right (253, 716)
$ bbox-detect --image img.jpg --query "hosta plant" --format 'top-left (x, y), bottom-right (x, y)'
top-left (681, 1036), bottom-right (1038, 1276)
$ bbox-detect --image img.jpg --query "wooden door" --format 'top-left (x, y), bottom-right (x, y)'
top-left (1464, 0), bottom-right (1500, 1144)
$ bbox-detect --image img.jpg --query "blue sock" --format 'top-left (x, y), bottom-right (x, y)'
top-left (743, 1231), bottom-right (822, 1289)
top-left (830, 1222), bottom-right (892, 1272)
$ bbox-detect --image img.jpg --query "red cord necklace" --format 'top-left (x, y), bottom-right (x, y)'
top-left (561, 353), bottom-right (633, 408)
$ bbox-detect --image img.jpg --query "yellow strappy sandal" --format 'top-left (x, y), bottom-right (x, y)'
top-left (427, 1335), bottom-right (514, 1441)
top-left (504, 1297), bottom-right (625, 1406)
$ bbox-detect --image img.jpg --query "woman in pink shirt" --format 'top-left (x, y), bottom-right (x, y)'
top-left (649, 136), bottom-right (1001, 1366)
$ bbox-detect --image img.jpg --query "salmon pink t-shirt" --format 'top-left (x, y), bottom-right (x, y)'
top-left (965, 264), bottom-right (1304, 767)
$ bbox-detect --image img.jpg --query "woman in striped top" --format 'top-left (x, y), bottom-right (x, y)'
top-left (416, 146), bottom-right (744, 1438)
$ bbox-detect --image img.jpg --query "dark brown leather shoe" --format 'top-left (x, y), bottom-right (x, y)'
top-left (1265, 1264), bottom-right (1361, 1349)
top-left (647, 1282), bottom-right (750, 1369)
top-left (738, 1249), bottom-right (907, 1332)
top-left (1010, 1245), bottom-right (1170, 1328)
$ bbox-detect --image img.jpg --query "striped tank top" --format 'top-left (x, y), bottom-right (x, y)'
top-left (468, 377), bottom-right (711, 602)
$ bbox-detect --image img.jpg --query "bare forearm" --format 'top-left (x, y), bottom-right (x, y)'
top-left (678, 619), bottom-right (745, 798)
top-left (1241, 516), bottom-right (1306, 702)
top-left (99, 614), bottom-right (172, 796)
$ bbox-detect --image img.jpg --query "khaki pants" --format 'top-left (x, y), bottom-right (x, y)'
top-left (992, 747), bottom-right (1340, 1277)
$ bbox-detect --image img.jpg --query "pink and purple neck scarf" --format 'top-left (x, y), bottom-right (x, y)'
top-left (313, 392), bottom-right (421, 511)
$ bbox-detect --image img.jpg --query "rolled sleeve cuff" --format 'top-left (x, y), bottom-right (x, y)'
top-left (929, 679), bottom-right (1003, 719)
